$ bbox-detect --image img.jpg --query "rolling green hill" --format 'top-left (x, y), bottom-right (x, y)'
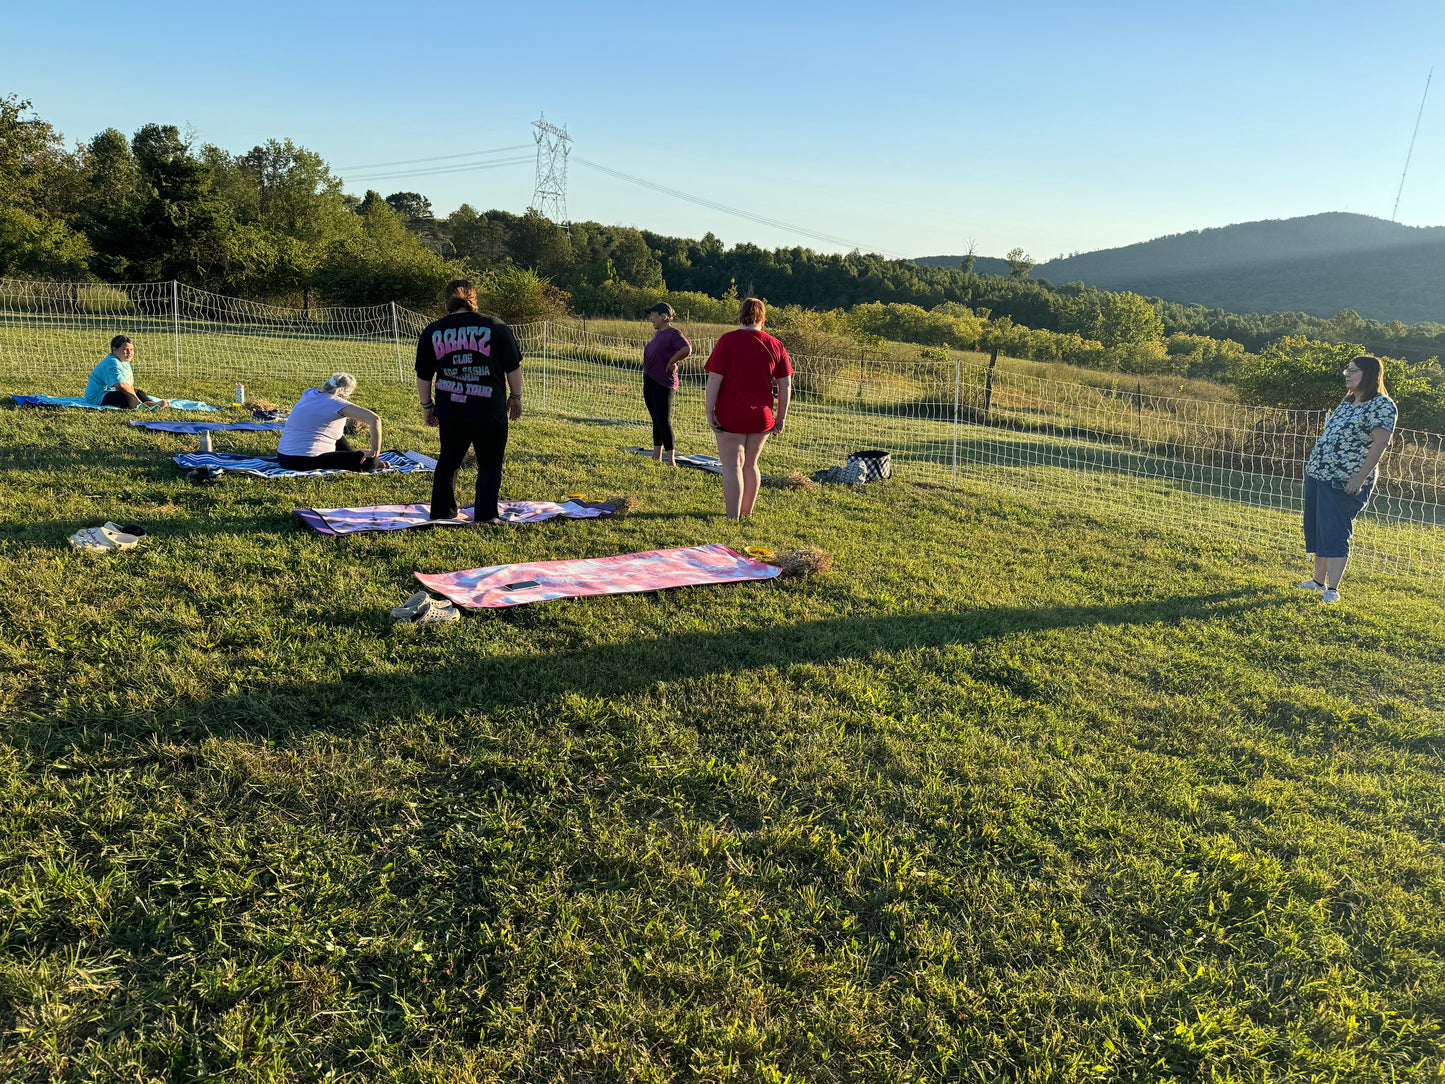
top-left (917, 213), bottom-right (1445, 325)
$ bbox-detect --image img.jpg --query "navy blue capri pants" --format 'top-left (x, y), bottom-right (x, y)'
top-left (1303, 475), bottom-right (1372, 559)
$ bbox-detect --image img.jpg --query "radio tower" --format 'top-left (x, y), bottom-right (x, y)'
top-left (530, 114), bottom-right (572, 228)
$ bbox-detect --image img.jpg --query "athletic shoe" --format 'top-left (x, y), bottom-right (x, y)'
top-left (1296, 578), bottom-right (1325, 592)
top-left (1320, 588), bottom-right (1341, 604)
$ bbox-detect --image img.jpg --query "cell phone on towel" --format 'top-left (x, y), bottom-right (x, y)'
top-left (504, 580), bottom-right (540, 590)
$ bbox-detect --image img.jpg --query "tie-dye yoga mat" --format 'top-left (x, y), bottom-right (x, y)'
top-left (416, 543), bottom-right (781, 609)
top-left (174, 450), bottom-right (435, 478)
top-left (295, 499), bottom-right (616, 535)
top-left (11, 394), bottom-right (224, 411)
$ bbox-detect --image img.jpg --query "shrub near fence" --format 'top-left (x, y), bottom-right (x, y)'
top-left (2, 278), bottom-right (1441, 577)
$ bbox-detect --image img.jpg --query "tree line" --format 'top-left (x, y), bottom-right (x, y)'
top-left (3, 95), bottom-right (1443, 427)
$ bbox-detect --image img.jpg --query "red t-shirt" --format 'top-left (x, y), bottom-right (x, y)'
top-left (704, 328), bottom-right (793, 434)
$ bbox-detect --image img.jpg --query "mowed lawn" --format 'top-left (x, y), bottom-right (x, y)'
top-left (1, 384), bottom-right (1443, 1083)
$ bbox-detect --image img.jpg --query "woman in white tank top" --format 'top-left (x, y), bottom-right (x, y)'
top-left (277, 372), bottom-right (391, 471)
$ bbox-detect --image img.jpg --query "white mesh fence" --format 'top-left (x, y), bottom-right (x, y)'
top-left (3, 279), bottom-right (1441, 576)
top-left (0, 277), bottom-right (423, 388)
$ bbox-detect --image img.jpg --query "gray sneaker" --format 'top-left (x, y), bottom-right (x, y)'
top-left (1296, 578), bottom-right (1324, 592)
top-left (1320, 588), bottom-right (1341, 604)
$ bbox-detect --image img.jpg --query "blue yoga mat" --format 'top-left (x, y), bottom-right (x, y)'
top-left (11, 394), bottom-right (224, 412)
top-left (174, 450), bottom-right (436, 478)
top-left (131, 420), bottom-right (285, 433)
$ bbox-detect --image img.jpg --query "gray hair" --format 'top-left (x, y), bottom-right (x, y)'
top-left (322, 372), bottom-right (358, 398)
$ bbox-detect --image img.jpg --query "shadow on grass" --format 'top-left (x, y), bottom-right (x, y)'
top-left (28, 588), bottom-right (1284, 749)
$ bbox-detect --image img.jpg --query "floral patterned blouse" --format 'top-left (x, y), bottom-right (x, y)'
top-left (1304, 394), bottom-right (1397, 486)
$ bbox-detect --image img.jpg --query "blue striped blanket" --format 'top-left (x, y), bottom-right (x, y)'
top-left (174, 451), bottom-right (436, 478)
top-left (132, 420), bottom-right (285, 433)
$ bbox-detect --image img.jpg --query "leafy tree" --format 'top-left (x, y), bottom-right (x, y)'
top-left (124, 123), bottom-right (239, 283)
top-left (313, 198), bottom-right (466, 310)
top-left (0, 206), bottom-right (94, 278)
top-left (384, 191), bottom-right (432, 221)
top-left (74, 128), bottom-right (145, 278)
top-left (476, 265), bottom-right (570, 325)
top-left (447, 204), bottom-right (511, 269)
top-left (1005, 247), bottom-right (1035, 278)
top-left (0, 94), bottom-right (83, 220)
top-left (508, 208), bottom-right (571, 278)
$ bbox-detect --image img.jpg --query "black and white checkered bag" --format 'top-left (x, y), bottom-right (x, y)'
top-left (847, 450), bottom-right (891, 482)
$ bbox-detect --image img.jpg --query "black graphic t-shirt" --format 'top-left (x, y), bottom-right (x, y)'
top-left (415, 311), bottom-right (522, 425)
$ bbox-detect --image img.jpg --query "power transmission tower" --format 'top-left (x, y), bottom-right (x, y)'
top-left (530, 114), bottom-right (572, 228)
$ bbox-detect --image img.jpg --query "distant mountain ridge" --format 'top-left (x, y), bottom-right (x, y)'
top-left (915, 213), bottom-right (1445, 325)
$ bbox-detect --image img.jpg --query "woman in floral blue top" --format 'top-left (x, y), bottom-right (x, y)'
top-left (1299, 356), bottom-right (1396, 603)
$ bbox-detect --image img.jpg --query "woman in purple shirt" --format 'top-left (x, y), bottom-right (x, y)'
top-left (641, 302), bottom-right (691, 466)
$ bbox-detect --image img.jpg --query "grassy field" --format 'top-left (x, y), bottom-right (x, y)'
top-left (1, 380), bottom-right (1444, 1083)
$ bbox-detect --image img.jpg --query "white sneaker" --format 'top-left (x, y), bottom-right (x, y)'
top-left (1296, 578), bottom-right (1324, 592)
top-left (1320, 588), bottom-right (1341, 604)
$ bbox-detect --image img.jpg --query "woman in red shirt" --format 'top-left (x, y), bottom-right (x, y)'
top-left (704, 297), bottom-right (792, 520)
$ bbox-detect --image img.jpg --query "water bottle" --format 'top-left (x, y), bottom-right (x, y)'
top-left (235, 383), bottom-right (245, 404)
top-left (198, 431), bottom-right (212, 453)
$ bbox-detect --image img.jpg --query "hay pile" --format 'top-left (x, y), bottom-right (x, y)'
top-left (243, 397), bottom-right (278, 413)
top-left (762, 470), bottom-right (816, 489)
top-left (604, 494), bottom-right (641, 515)
top-left (773, 547), bottom-right (833, 577)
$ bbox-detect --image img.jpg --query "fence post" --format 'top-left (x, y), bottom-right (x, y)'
top-left (951, 355), bottom-right (960, 488)
top-left (983, 347), bottom-right (998, 420)
top-left (391, 302), bottom-right (404, 384)
top-left (541, 320), bottom-right (549, 410)
top-left (171, 280), bottom-right (180, 378)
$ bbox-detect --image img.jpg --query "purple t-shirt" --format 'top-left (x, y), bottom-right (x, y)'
top-left (643, 327), bottom-right (689, 390)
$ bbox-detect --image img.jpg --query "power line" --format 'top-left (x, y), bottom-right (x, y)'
top-left (574, 157), bottom-right (904, 257)
top-left (1392, 68), bottom-right (1433, 222)
top-left (343, 156), bottom-right (534, 186)
top-left (333, 144), bottom-right (532, 172)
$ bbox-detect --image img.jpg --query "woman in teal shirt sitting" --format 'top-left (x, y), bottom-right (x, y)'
top-left (84, 335), bottom-right (170, 409)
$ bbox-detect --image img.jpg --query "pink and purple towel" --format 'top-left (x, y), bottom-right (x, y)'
top-left (416, 543), bottom-right (781, 609)
top-left (296, 499), bottom-right (616, 535)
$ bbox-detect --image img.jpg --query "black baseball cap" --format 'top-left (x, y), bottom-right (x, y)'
top-left (644, 302), bottom-right (676, 319)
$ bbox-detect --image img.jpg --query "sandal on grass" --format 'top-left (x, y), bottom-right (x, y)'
top-left (389, 591), bottom-right (430, 620)
top-left (394, 598), bottom-right (460, 626)
top-left (68, 524), bottom-right (141, 553)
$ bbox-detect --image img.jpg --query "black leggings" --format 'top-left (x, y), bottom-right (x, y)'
top-left (101, 387), bottom-right (154, 409)
top-left (431, 419), bottom-right (508, 520)
top-left (277, 437), bottom-right (378, 472)
top-left (643, 377), bottom-right (675, 451)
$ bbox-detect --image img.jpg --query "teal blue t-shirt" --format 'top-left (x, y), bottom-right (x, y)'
top-left (84, 353), bottom-right (132, 405)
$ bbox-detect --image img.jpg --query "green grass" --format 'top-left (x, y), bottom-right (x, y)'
top-left (2, 382), bottom-right (1444, 1083)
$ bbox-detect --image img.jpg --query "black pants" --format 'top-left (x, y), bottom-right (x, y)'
top-left (277, 437), bottom-right (378, 472)
top-left (431, 419), bottom-right (508, 520)
top-left (643, 377), bottom-right (675, 451)
top-left (101, 386), bottom-right (154, 409)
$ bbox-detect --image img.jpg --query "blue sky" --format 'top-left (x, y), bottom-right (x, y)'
top-left (6, 1), bottom-right (1442, 261)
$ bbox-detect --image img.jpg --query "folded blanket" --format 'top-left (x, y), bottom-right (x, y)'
top-left (296, 499), bottom-right (615, 535)
top-left (416, 543), bottom-right (781, 609)
top-left (174, 450), bottom-right (435, 478)
top-left (624, 445), bottom-right (725, 474)
top-left (132, 420), bottom-right (285, 433)
top-left (11, 394), bottom-right (224, 412)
